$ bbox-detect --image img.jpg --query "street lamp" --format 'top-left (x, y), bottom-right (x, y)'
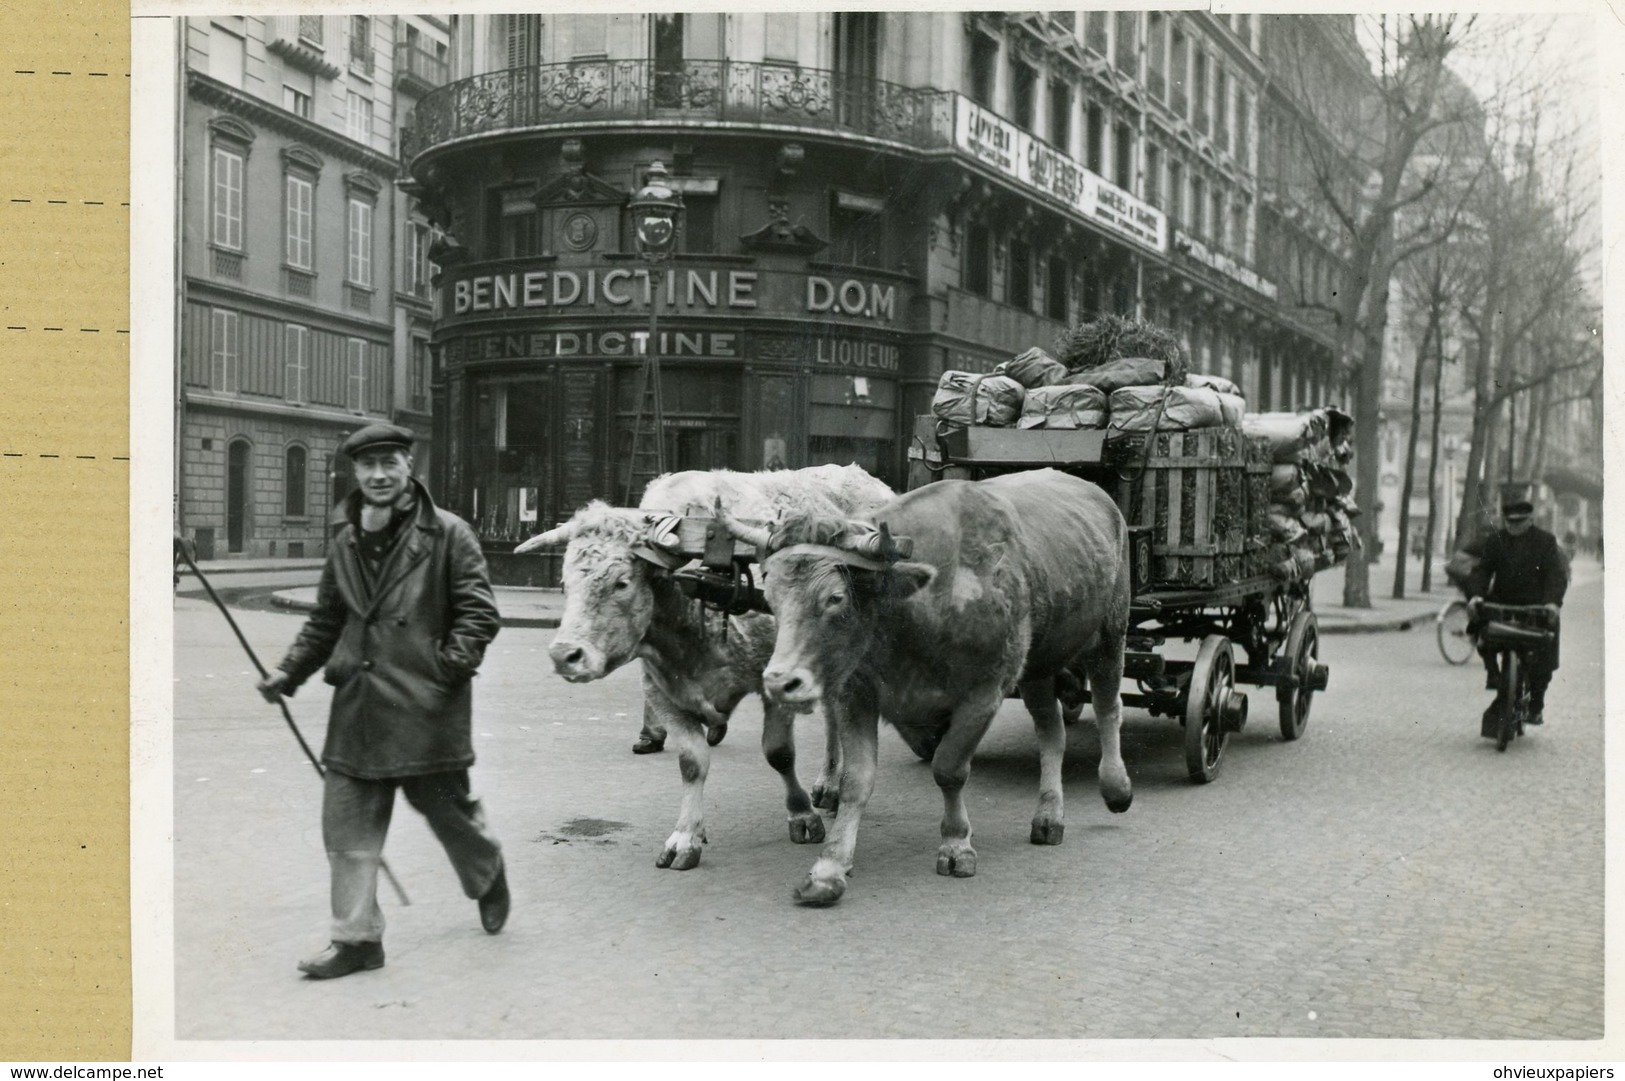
top-left (622, 161), bottom-right (685, 504)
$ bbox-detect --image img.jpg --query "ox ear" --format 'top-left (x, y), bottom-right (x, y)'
top-left (887, 561), bottom-right (936, 600)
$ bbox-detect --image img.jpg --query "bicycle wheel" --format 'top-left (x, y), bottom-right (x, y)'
top-left (1497, 649), bottom-right (1521, 752)
top-left (1437, 600), bottom-right (1475, 665)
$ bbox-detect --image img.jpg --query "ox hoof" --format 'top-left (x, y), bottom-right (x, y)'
top-left (656, 844), bottom-right (703, 871)
top-left (787, 812), bottom-right (826, 845)
top-left (793, 874), bottom-right (847, 906)
top-left (935, 844), bottom-right (977, 878)
top-left (810, 783), bottom-right (840, 812)
top-left (1104, 790), bottom-right (1133, 815)
top-left (706, 723), bottom-right (728, 747)
top-left (1030, 818), bottom-right (1065, 845)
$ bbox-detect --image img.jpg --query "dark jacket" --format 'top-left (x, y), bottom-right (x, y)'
top-left (1467, 525), bottom-right (1570, 608)
top-left (278, 480), bottom-right (501, 779)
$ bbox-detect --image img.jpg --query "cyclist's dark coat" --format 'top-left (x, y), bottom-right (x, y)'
top-left (1468, 524), bottom-right (1569, 671)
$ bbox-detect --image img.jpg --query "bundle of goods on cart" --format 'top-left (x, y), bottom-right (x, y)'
top-left (921, 315), bottom-right (1360, 589)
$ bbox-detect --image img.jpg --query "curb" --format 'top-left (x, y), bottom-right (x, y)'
top-left (1318, 614), bottom-right (1430, 636)
top-left (268, 590), bottom-right (561, 630)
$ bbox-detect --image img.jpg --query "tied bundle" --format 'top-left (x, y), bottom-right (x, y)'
top-left (1052, 314), bottom-right (1189, 386)
top-left (1249, 406), bottom-right (1360, 581)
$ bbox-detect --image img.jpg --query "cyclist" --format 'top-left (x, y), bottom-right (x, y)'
top-left (1467, 495), bottom-right (1570, 730)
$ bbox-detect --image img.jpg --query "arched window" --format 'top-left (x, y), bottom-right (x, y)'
top-left (285, 445), bottom-right (307, 517)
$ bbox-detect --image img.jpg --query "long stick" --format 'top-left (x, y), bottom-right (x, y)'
top-left (175, 539), bottom-right (411, 907)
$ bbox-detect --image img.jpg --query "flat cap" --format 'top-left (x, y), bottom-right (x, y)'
top-left (341, 422), bottom-right (415, 459)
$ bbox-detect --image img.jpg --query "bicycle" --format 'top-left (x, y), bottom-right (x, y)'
top-left (1436, 597), bottom-right (1476, 665)
top-left (1474, 602), bottom-right (1558, 753)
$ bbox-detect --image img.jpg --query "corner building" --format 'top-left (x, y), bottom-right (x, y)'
top-left (403, 12), bottom-right (1353, 562)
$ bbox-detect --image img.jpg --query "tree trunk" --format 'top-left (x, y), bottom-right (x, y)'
top-left (1392, 312), bottom-right (1436, 599)
top-left (1420, 302), bottom-right (1448, 593)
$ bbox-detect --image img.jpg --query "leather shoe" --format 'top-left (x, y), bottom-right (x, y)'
top-left (705, 723), bottom-right (728, 747)
top-left (479, 866), bottom-right (510, 934)
top-left (1526, 709), bottom-right (1544, 726)
top-left (632, 736), bottom-right (664, 755)
top-left (298, 940), bottom-right (384, 979)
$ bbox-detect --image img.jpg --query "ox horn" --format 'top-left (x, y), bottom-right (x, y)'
top-left (513, 520), bottom-right (576, 554)
top-left (714, 499), bottom-right (772, 550)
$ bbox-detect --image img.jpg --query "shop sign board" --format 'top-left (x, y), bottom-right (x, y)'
top-left (444, 264), bottom-right (905, 327)
top-left (954, 95), bottom-right (1166, 254)
top-left (1173, 230), bottom-right (1279, 300)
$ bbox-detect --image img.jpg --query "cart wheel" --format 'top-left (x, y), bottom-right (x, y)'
top-left (1184, 635), bottom-right (1236, 784)
top-left (1277, 610), bottom-right (1320, 742)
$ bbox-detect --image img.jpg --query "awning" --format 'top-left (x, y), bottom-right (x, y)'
top-left (1541, 464), bottom-right (1603, 501)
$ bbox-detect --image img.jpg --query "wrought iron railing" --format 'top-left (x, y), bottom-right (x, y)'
top-left (402, 59), bottom-right (953, 164)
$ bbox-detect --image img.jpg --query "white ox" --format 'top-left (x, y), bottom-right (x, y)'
top-left (721, 468), bottom-right (1133, 904)
top-left (515, 465), bottom-right (893, 870)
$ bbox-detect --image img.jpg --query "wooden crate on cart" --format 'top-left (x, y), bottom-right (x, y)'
top-left (1108, 427), bottom-right (1273, 589)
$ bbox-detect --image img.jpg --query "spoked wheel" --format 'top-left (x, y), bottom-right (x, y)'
top-left (1497, 649), bottom-right (1521, 753)
top-left (1184, 635), bottom-right (1244, 783)
top-left (1437, 600), bottom-right (1475, 665)
top-left (1277, 610), bottom-right (1321, 742)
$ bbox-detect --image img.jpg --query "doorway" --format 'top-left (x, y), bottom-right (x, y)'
top-left (226, 438), bottom-right (251, 553)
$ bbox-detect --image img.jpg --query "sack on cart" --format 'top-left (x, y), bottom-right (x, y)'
top-left (931, 371), bottom-right (1026, 427)
top-left (1017, 383), bottom-right (1109, 430)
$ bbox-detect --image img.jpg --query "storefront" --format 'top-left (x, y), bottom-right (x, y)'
top-left (432, 259), bottom-right (914, 545)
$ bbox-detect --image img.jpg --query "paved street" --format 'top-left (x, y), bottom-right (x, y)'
top-left (170, 559), bottom-right (1605, 1043)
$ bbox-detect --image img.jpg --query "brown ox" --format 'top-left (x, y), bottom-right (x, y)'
top-left (722, 468), bottom-right (1132, 904)
top-left (515, 465), bottom-right (892, 870)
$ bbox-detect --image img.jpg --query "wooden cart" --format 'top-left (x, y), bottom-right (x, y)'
top-left (907, 417), bottom-right (1330, 783)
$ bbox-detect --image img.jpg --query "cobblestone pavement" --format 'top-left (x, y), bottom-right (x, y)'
top-left (167, 561), bottom-right (1605, 1046)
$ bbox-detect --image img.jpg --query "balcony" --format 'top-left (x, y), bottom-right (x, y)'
top-left (402, 59), bottom-right (953, 167)
top-left (396, 41), bottom-right (449, 98)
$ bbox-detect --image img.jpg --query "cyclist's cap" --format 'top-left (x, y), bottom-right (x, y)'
top-left (1503, 498), bottom-right (1534, 518)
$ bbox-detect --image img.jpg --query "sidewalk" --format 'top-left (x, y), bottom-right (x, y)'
top-left (194, 557), bottom-right (328, 575)
top-left (271, 583), bottom-right (567, 629)
top-left (268, 556), bottom-right (1475, 634)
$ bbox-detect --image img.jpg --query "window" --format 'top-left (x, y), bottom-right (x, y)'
top-left (1214, 68), bottom-right (1229, 152)
top-left (564, 13), bottom-right (608, 58)
top-left (678, 195), bottom-right (718, 254)
top-left (1147, 13), bottom-right (1166, 99)
top-left (282, 85), bottom-right (312, 119)
top-left (1008, 239), bottom-right (1032, 310)
top-left (1194, 50), bottom-right (1209, 134)
top-left (1171, 27), bottom-right (1188, 116)
top-left (347, 198), bottom-right (373, 286)
top-left (284, 324), bottom-right (308, 404)
top-left (967, 33), bottom-right (997, 108)
top-left (349, 15), bottom-right (373, 74)
top-left (1046, 254), bottom-right (1069, 321)
top-left (1236, 92), bottom-right (1252, 163)
top-left (210, 146), bottom-right (244, 251)
top-left (1049, 80), bottom-right (1071, 149)
top-left (1145, 144), bottom-right (1163, 208)
top-left (489, 187), bottom-right (536, 258)
top-left (1113, 123), bottom-right (1133, 190)
top-left (1211, 187), bottom-right (1225, 248)
top-left (502, 14), bottom-right (543, 67)
top-left (1232, 199), bottom-right (1248, 259)
top-left (406, 220), bottom-right (434, 296)
top-left (285, 174), bottom-right (313, 270)
top-left (210, 309), bottom-right (239, 392)
top-left (1114, 12), bottom-right (1136, 75)
top-left (1192, 174), bottom-right (1207, 237)
top-left (411, 339), bottom-right (431, 412)
top-left (1168, 159), bottom-right (1184, 224)
top-left (1085, 13), bottom-right (1108, 54)
top-left (1085, 104), bottom-right (1104, 173)
top-left (285, 446), bottom-right (307, 517)
top-left (346, 92), bottom-right (373, 144)
top-left (346, 338), bottom-right (367, 412)
top-left (1011, 59), bottom-right (1036, 130)
top-left (964, 223), bottom-right (991, 296)
top-left (831, 197), bottom-right (882, 267)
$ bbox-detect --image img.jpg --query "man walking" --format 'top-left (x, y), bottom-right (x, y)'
top-left (257, 423), bottom-right (508, 979)
top-left (1468, 494), bottom-right (1569, 729)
